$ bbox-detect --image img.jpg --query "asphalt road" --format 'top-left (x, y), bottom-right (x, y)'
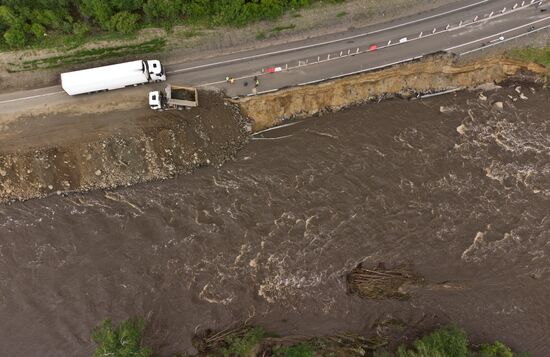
top-left (1, 0), bottom-right (549, 116)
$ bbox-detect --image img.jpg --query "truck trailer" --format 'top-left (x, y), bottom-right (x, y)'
top-left (149, 85), bottom-right (198, 111)
top-left (61, 60), bottom-right (166, 95)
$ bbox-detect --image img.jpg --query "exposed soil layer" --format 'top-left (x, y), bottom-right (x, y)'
top-left (238, 53), bottom-right (550, 131)
top-left (0, 91), bottom-right (250, 203)
top-left (0, 54), bottom-right (548, 203)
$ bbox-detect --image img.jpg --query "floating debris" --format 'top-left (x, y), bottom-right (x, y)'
top-left (346, 262), bottom-right (422, 300)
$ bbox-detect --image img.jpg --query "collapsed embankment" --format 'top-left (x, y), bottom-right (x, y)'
top-left (0, 91), bottom-right (250, 203)
top-left (238, 53), bottom-right (550, 131)
top-left (0, 53), bottom-right (548, 203)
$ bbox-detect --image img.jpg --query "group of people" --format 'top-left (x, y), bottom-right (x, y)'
top-left (225, 76), bottom-right (260, 88)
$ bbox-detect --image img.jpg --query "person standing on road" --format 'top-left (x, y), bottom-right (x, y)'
top-left (254, 76), bottom-right (260, 87)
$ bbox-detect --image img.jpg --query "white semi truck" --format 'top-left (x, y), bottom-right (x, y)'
top-left (61, 60), bottom-right (166, 95)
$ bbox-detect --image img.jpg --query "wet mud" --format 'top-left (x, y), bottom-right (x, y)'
top-left (0, 83), bottom-right (549, 356)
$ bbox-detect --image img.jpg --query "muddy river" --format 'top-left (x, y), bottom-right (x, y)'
top-left (1, 84), bottom-right (549, 356)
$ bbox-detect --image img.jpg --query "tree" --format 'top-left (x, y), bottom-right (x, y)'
top-left (0, 5), bottom-right (18, 27)
top-left (143, 0), bottom-right (182, 24)
top-left (108, 11), bottom-right (140, 34)
top-left (3, 25), bottom-right (26, 48)
top-left (111, 0), bottom-right (145, 12)
top-left (30, 23), bottom-right (46, 39)
top-left (72, 22), bottom-right (89, 38)
top-left (84, 0), bottom-right (115, 30)
top-left (91, 317), bottom-right (152, 357)
top-left (397, 326), bottom-right (469, 357)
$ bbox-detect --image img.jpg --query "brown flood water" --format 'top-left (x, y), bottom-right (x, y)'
top-left (1, 85), bottom-right (549, 356)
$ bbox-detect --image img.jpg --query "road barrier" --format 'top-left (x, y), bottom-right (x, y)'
top-left (217, 0), bottom-right (543, 92)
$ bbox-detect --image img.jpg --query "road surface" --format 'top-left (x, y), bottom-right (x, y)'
top-left (0, 0), bottom-right (548, 117)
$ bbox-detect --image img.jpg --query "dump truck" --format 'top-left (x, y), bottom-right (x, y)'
top-left (149, 85), bottom-right (198, 110)
top-left (61, 60), bottom-right (166, 95)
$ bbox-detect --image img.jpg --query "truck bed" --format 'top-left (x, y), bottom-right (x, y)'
top-left (166, 85), bottom-right (198, 107)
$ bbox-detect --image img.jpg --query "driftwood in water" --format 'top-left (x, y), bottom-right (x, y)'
top-left (346, 263), bottom-right (422, 300)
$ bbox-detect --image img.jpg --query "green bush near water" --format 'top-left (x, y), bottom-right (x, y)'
top-left (91, 317), bottom-right (152, 357)
top-left (395, 326), bottom-right (531, 357)
top-left (396, 326), bottom-right (469, 357)
top-left (0, 0), bottom-right (320, 50)
top-left (219, 326), bottom-right (265, 357)
top-left (90, 318), bottom-right (530, 357)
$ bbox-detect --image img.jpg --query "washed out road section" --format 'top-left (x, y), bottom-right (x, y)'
top-left (0, 84), bottom-right (549, 356)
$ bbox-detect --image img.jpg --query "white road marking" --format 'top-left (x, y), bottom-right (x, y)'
top-left (445, 15), bottom-right (550, 50)
top-left (195, 1), bottom-right (535, 88)
top-left (0, 90), bottom-right (64, 105)
top-left (458, 22), bottom-right (550, 54)
top-left (167, 0), bottom-right (490, 74)
top-left (0, 0), bottom-right (540, 105)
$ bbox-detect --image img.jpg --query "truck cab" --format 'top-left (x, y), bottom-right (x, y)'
top-left (146, 60), bottom-right (166, 82)
top-left (149, 90), bottom-right (163, 110)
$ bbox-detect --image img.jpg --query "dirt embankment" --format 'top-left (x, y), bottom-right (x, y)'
top-left (0, 91), bottom-right (250, 203)
top-left (0, 54), bottom-right (548, 203)
top-left (238, 53), bottom-right (550, 131)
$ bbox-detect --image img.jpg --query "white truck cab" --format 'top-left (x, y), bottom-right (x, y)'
top-left (149, 91), bottom-right (162, 110)
top-left (146, 60), bottom-right (166, 82)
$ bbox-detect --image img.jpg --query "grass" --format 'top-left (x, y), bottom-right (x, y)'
top-left (337, 11), bottom-right (348, 17)
top-left (8, 38), bottom-right (166, 72)
top-left (508, 45), bottom-right (550, 67)
top-left (176, 29), bottom-right (201, 39)
top-left (255, 24), bottom-right (296, 41)
top-left (269, 24), bottom-right (297, 33)
top-left (0, 30), bottom-right (137, 53)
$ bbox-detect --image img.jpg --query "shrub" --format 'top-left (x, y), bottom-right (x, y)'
top-left (479, 341), bottom-right (530, 357)
top-left (143, 0), bottom-right (182, 24)
top-left (3, 25), bottom-right (26, 48)
top-left (84, 0), bottom-right (115, 30)
top-left (397, 326), bottom-right (469, 357)
top-left (30, 23), bottom-right (46, 39)
top-left (91, 317), bottom-right (152, 357)
top-left (109, 11), bottom-right (140, 34)
top-left (73, 22), bottom-right (90, 38)
top-left (220, 326), bottom-right (265, 357)
top-left (0, 5), bottom-right (18, 26)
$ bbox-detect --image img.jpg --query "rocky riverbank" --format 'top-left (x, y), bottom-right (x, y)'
top-left (0, 53), bottom-right (548, 203)
top-left (0, 91), bottom-right (250, 203)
